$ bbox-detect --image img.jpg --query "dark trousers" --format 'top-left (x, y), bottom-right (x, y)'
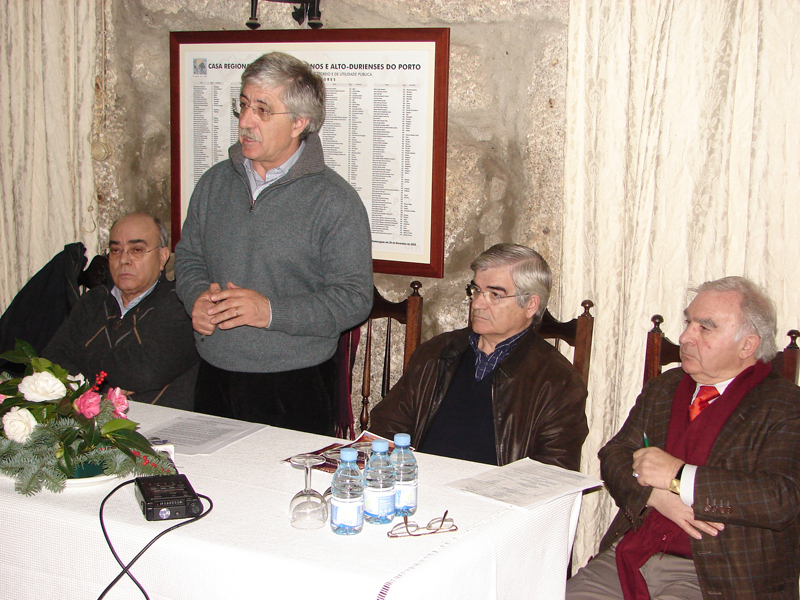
top-left (195, 356), bottom-right (337, 436)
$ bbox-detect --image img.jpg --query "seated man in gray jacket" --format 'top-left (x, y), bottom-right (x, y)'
top-left (45, 213), bottom-right (199, 410)
top-left (370, 243), bottom-right (588, 470)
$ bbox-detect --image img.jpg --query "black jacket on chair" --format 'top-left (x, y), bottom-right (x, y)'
top-left (0, 243), bottom-right (97, 374)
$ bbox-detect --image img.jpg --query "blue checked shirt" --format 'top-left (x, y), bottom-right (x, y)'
top-left (469, 328), bottom-right (528, 382)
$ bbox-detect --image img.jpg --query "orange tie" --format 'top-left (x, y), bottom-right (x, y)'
top-left (689, 385), bottom-right (720, 421)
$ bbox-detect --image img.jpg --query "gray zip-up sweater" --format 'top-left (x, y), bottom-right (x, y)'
top-left (175, 133), bottom-right (373, 373)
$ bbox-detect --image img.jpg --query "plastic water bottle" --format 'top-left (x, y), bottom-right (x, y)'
top-left (330, 447), bottom-right (364, 535)
top-left (363, 439), bottom-right (395, 524)
top-left (391, 433), bottom-right (418, 517)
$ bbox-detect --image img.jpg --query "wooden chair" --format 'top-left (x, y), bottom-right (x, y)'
top-left (537, 300), bottom-right (595, 384)
top-left (771, 333), bottom-right (800, 384)
top-left (643, 314), bottom-right (800, 386)
top-left (353, 281), bottom-right (423, 432)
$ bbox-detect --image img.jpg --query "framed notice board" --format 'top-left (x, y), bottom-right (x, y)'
top-left (170, 28), bottom-right (449, 278)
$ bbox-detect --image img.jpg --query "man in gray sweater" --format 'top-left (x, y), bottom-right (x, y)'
top-left (175, 52), bottom-right (373, 435)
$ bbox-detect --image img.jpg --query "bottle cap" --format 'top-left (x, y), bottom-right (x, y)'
top-left (393, 433), bottom-right (411, 447)
top-left (340, 447), bottom-right (358, 462)
top-left (372, 439), bottom-right (389, 452)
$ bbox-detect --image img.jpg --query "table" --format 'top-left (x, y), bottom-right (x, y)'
top-left (1, 403), bottom-right (582, 600)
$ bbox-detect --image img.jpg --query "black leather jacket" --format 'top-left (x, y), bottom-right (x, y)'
top-left (370, 327), bottom-right (588, 470)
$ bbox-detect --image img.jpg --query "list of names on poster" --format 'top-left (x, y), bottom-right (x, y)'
top-left (181, 47), bottom-right (433, 261)
top-left (321, 80), bottom-right (427, 255)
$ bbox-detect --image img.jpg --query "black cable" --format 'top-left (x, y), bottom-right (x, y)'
top-left (97, 479), bottom-right (213, 600)
top-left (99, 481), bottom-right (147, 598)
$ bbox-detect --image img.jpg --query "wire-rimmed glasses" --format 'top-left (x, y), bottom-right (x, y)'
top-left (106, 246), bottom-right (160, 262)
top-left (387, 510), bottom-right (458, 538)
top-left (231, 98), bottom-right (292, 121)
top-left (465, 282), bottom-right (527, 305)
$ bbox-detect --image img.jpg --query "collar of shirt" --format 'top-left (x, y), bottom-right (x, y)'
top-left (691, 377), bottom-right (734, 405)
top-left (469, 328), bottom-right (528, 382)
top-left (111, 278), bottom-right (160, 317)
top-left (243, 140), bottom-right (305, 200)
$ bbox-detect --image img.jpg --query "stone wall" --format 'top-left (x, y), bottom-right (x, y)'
top-left (94, 0), bottom-right (570, 425)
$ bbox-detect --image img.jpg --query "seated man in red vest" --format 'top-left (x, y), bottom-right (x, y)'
top-left (370, 243), bottom-right (588, 470)
top-left (567, 276), bottom-right (800, 600)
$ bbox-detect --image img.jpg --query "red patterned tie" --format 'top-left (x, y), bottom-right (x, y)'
top-left (689, 385), bottom-right (720, 421)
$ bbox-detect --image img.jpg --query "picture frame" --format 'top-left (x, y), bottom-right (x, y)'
top-left (170, 28), bottom-right (449, 278)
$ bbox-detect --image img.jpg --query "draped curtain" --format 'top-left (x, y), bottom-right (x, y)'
top-left (0, 0), bottom-right (98, 312)
top-left (563, 0), bottom-right (800, 569)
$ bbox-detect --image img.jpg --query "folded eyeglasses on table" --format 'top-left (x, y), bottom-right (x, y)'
top-left (387, 510), bottom-right (458, 538)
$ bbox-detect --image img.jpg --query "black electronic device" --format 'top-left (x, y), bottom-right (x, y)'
top-left (134, 474), bottom-right (203, 521)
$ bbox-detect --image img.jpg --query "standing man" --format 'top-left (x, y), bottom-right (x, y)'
top-left (45, 213), bottom-right (199, 409)
top-left (567, 277), bottom-right (800, 600)
top-left (175, 52), bottom-right (373, 435)
top-left (370, 244), bottom-right (588, 470)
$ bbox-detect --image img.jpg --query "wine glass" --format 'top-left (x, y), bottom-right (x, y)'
top-left (289, 453), bottom-right (327, 529)
top-left (351, 441), bottom-right (373, 465)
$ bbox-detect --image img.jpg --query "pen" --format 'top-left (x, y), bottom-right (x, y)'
top-left (643, 433), bottom-right (650, 448)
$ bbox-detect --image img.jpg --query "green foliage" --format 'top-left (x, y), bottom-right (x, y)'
top-left (100, 418), bottom-right (138, 435)
top-left (0, 340), bottom-right (176, 495)
top-left (0, 339), bottom-right (37, 368)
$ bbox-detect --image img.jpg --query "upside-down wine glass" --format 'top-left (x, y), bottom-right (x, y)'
top-left (289, 453), bottom-right (328, 529)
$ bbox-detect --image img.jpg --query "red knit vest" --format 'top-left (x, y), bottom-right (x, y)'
top-left (615, 361), bottom-right (772, 600)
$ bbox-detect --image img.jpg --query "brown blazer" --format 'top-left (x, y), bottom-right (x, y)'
top-left (599, 367), bottom-right (800, 600)
top-left (369, 327), bottom-right (588, 470)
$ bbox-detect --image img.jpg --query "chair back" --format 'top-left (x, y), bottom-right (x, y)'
top-left (643, 315), bottom-right (800, 386)
top-left (772, 331), bottom-right (799, 384)
top-left (536, 300), bottom-right (595, 384)
top-left (355, 281), bottom-right (423, 432)
top-left (643, 315), bottom-right (681, 386)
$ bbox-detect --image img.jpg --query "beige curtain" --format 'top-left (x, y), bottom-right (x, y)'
top-left (0, 0), bottom-right (98, 312)
top-left (563, 0), bottom-right (800, 569)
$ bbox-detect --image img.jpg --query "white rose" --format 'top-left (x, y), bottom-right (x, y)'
top-left (18, 372), bottom-right (67, 402)
top-left (2, 407), bottom-right (38, 443)
top-left (67, 373), bottom-right (86, 391)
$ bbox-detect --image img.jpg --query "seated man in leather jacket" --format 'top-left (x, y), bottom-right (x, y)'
top-left (370, 243), bottom-right (588, 470)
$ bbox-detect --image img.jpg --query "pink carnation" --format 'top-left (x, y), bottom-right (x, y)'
top-left (106, 387), bottom-right (129, 419)
top-left (73, 390), bottom-right (102, 419)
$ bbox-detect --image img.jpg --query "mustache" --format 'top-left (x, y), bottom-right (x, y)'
top-left (239, 127), bottom-right (261, 143)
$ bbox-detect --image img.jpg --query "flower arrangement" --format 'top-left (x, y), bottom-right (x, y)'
top-left (0, 340), bottom-right (175, 495)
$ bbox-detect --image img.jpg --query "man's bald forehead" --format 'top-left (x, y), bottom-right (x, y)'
top-left (109, 213), bottom-right (162, 244)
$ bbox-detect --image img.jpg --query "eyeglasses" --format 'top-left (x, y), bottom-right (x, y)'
top-left (106, 246), bottom-right (159, 261)
top-left (387, 510), bottom-right (458, 538)
top-left (231, 98), bottom-right (292, 122)
top-left (465, 282), bottom-right (526, 305)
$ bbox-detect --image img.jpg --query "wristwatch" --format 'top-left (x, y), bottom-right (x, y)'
top-left (669, 464), bottom-right (685, 495)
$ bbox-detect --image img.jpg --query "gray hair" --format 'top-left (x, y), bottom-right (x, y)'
top-left (153, 216), bottom-right (169, 248)
top-left (693, 276), bottom-right (778, 362)
top-left (470, 243), bottom-right (552, 324)
top-left (110, 213), bottom-right (169, 248)
top-left (241, 52), bottom-right (325, 138)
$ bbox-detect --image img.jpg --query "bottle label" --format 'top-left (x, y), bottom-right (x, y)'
top-left (395, 481), bottom-right (418, 509)
top-left (364, 487), bottom-right (395, 517)
top-left (331, 497), bottom-right (364, 527)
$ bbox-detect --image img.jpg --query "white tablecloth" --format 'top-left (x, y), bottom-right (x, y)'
top-left (1, 403), bottom-right (581, 600)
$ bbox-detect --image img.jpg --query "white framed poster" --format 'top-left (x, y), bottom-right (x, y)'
top-left (170, 28), bottom-right (449, 278)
